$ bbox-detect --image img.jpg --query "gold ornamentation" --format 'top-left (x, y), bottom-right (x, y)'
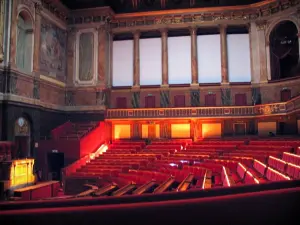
top-left (256, 20), bottom-right (267, 31)
top-left (34, 2), bottom-right (43, 15)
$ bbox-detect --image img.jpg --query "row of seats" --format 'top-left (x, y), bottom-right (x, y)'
top-left (282, 152), bottom-right (300, 165)
top-left (253, 159), bottom-right (291, 181)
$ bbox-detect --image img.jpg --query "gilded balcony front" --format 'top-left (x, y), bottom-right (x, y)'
top-left (106, 96), bottom-right (300, 120)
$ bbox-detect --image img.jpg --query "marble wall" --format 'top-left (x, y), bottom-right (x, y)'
top-left (40, 18), bottom-right (67, 81)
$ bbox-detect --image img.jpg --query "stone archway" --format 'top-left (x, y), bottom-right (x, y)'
top-left (14, 117), bottom-right (31, 158)
top-left (268, 20), bottom-right (299, 80)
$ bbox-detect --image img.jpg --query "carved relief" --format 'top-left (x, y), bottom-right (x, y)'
top-left (9, 76), bottom-right (18, 94)
top-left (96, 90), bottom-right (107, 106)
top-left (221, 88), bottom-right (232, 106)
top-left (33, 79), bottom-right (40, 99)
top-left (131, 91), bottom-right (140, 108)
top-left (65, 91), bottom-right (74, 106)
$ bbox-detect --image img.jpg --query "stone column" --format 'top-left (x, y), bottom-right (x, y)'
top-left (190, 27), bottom-right (198, 85)
top-left (98, 27), bottom-right (106, 88)
top-left (161, 29), bottom-right (168, 86)
top-left (32, 3), bottom-right (42, 75)
top-left (220, 25), bottom-right (228, 84)
top-left (9, 0), bottom-right (17, 68)
top-left (133, 31), bottom-right (140, 87)
top-left (256, 21), bottom-right (268, 83)
top-left (0, 0), bottom-right (5, 62)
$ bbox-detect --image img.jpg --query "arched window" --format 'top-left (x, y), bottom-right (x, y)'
top-left (269, 21), bottom-right (299, 80)
top-left (16, 10), bottom-right (33, 73)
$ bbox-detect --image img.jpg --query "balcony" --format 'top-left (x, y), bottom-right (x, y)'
top-left (106, 96), bottom-right (300, 120)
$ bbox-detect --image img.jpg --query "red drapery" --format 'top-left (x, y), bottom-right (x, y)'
top-left (116, 97), bottom-right (127, 108)
top-left (205, 94), bottom-right (216, 106)
top-left (145, 96), bottom-right (156, 108)
top-left (235, 94), bottom-right (247, 106)
top-left (281, 89), bottom-right (291, 102)
top-left (174, 95), bottom-right (185, 107)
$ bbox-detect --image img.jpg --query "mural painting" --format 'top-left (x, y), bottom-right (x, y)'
top-left (40, 18), bottom-right (66, 80)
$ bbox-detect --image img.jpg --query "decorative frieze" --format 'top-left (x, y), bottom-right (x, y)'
top-left (109, 0), bottom-right (299, 29)
top-left (131, 91), bottom-right (140, 108)
top-left (41, 0), bottom-right (68, 21)
top-left (65, 91), bottom-right (74, 106)
top-left (106, 100), bottom-right (293, 119)
top-left (221, 88), bottom-right (231, 106)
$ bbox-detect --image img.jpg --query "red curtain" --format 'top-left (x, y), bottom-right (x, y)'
top-left (174, 95), bottom-right (185, 107)
top-left (235, 94), bottom-right (247, 106)
top-left (281, 89), bottom-right (291, 102)
top-left (116, 97), bottom-right (127, 108)
top-left (205, 94), bottom-right (216, 106)
top-left (145, 96), bottom-right (155, 108)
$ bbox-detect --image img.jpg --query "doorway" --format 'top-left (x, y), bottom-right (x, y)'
top-left (47, 152), bottom-right (64, 181)
top-left (15, 136), bottom-right (30, 158)
top-left (234, 123), bottom-right (246, 136)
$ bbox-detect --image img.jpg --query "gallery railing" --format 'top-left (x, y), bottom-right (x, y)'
top-left (106, 96), bottom-right (300, 119)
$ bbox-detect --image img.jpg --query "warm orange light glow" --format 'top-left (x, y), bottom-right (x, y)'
top-left (114, 124), bottom-right (131, 139)
top-left (155, 124), bottom-right (160, 139)
top-left (142, 124), bottom-right (149, 139)
top-left (90, 144), bottom-right (109, 159)
top-left (10, 159), bottom-right (35, 187)
top-left (171, 124), bottom-right (190, 138)
top-left (202, 123), bottom-right (221, 138)
top-left (257, 122), bottom-right (276, 136)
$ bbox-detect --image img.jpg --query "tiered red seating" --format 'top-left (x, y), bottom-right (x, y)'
top-left (265, 167), bottom-right (291, 181)
top-left (253, 160), bottom-right (268, 176)
top-left (282, 152), bottom-right (300, 165)
top-left (267, 156), bottom-right (287, 173)
top-left (244, 171), bottom-right (260, 184)
top-left (182, 165), bottom-right (206, 179)
top-left (238, 145), bottom-right (292, 153)
top-left (286, 163), bottom-right (300, 179)
top-left (187, 144), bottom-right (236, 151)
top-left (249, 140), bottom-right (300, 149)
top-left (221, 166), bottom-right (233, 187)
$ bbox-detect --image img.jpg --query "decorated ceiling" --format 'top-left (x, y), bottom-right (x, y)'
top-left (60, 0), bottom-right (264, 13)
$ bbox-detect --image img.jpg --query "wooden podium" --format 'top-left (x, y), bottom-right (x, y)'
top-left (0, 159), bottom-right (35, 191)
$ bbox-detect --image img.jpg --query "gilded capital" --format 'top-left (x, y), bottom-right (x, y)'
top-left (256, 20), bottom-right (267, 31)
top-left (34, 2), bottom-right (43, 15)
top-left (133, 30), bottom-right (140, 39)
top-left (160, 28), bottom-right (168, 37)
top-left (189, 27), bottom-right (198, 35)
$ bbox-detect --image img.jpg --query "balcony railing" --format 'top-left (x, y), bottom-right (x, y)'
top-left (106, 96), bottom-right (300, 120)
